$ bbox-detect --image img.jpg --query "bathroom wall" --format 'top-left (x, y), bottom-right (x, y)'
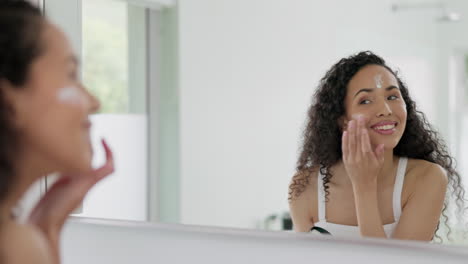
top-left (177, 0), bottom-right (440, 228)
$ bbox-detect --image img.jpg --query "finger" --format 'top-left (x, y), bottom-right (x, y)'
top-left (361, 128), bottom-right (372, 153)
top-left (342, 131), bottom-right (348, 161)
top-left (375, 144), bottom-right (385, 164)
top-left (29, 176), bottom-right (86, 226)
top-left (39, 175), bottom-right (94, 207)
top-left (102, 138), bottom-right (113, 163)
top-left (348, 120), bottom-right (356, 159)
top-left (29, 176), bottom-right (73, 218)
top-left (30, 172), bottom-right (103, 227)
top-left (96, 139), bottom-right (115, 179)
top-left (71, 140), bottom-right (114, 197)
top-left (355, 118), bottom-right (364, 159)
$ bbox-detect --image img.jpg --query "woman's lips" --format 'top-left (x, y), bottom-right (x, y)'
top-left (370, 121), bottom-right (397, 135)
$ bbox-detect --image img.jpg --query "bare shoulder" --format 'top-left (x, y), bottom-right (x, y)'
top-left (406, 159), bottom-right (447, 184)
top-left (1, 223), bottom-right (52, 264)
top-left (288, 168), bottom-right (318, 231)
top-left (404, 159), bottom-right (448, 194)
top-left (288, 168), bottom-right (318, 203)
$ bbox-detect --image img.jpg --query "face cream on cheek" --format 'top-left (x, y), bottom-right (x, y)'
top-left (351, 114), bottom-right (364, 120)
top-left (57, 86), bottom-right (88, 106)
top-left (374, 74), bottom-right (383, 89)
top-left (349, 114), bottom-right (369, 129)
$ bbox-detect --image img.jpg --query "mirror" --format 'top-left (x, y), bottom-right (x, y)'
top-left (44, 0), bottom-right (468, 246)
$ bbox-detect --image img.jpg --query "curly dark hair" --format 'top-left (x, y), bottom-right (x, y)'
top-left (289, 51), bottom-right (466, 241)
top-left (0, 0), bottom-right (44, 202)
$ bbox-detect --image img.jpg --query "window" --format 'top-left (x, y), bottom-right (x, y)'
top-left (77, 0), bottom-right (150, 221)
top-left (83, 0), bottom-right (130, 113)
top-left (44, 0), bottom-right (178, 223)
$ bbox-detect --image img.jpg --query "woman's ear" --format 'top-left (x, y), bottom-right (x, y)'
top-left (338, 116), bottom-right (348, 132)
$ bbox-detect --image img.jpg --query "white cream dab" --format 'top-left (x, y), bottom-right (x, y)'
top-left (351, 114), bottom-right (364, 120)
top-left (374, 74), bottom-right (383, 89)
top-left (57, 86), bottom-right (87, 105)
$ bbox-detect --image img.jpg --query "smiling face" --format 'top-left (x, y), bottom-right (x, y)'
top-left (343, 64), bottom-right (407, 150)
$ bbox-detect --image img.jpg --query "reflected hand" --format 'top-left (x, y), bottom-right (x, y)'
top-left (342, 117), bottom-right (384, 189)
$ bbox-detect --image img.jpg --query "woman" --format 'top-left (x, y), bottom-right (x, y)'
top-left (289, 51), bottom-right (465, 241)
top-left (0, 1), bottom-right (114, 263)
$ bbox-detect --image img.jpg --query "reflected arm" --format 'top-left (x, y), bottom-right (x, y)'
top-left (391, 164), bottom-right (447, 241)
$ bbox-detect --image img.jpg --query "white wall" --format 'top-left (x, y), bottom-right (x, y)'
top-left (178, 0), bottom-right (440, 229)
top-left (76, 114), bottom-right (148, 221)
top-left (61, 218), bottom-right (468, 264)
top-left (435, 0), bottom-right (468, 191)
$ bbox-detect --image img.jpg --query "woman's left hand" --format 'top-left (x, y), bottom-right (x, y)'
top-left (342, 116), bottom-right (385, 189)
top-left (28, 139), bottom-right (114, 263)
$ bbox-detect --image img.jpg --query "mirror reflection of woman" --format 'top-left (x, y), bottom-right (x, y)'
top-left (0, 1), bottom-right (114, 263)
top-left (289, 51), bottom-right (465, 241)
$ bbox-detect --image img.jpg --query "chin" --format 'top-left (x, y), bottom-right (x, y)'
top-left (68, 163), bottom-right (92, 176)
top-left (383, 144), bottom-right (397, 150)
top-left (381, 140), bottom-right (400, 150)
top-left (80, 153), bottom-right (94, 172)
top-left (79, 143), bottom-right (94, 169)
top-left (62, 151), bottom-right (94, 175)
top-left (370, 136), bottom-right (401, 150)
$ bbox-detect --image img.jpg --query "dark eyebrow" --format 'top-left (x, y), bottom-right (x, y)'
top-left (354, 85), bottom-right (399, 98)
top-left (385, 85), bottom-right (399, 91)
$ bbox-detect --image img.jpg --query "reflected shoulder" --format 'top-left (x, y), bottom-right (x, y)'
top-left (405, 158), bottom-right (448, 187)
top-left (289, 168), bottom-right (318, 203)
top-left (289, 168), bottom-right (317, 231)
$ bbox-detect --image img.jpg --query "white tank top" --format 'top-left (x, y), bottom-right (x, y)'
top-left (314, 157), bottom-right (408, 238)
